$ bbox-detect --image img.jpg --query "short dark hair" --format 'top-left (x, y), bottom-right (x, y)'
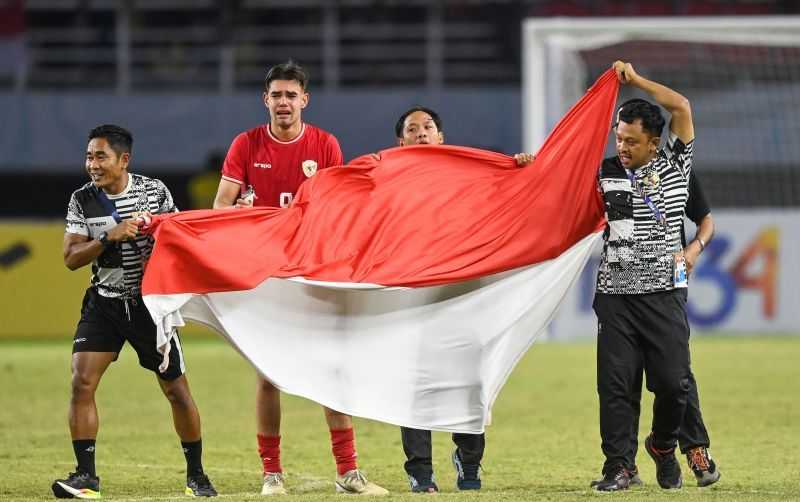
top-left (395, 106), bottom-right (443, 138)
top-left (616, 98), bottom-right (665, 138)
top-left (264, 60), bottom-right (308, 92)
top-left (88, 124), bottom-right (133, 156)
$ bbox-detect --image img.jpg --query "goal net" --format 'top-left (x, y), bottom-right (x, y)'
top-left (522, 16), bottom-right (800, 206)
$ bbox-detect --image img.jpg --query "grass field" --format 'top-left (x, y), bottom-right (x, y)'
top-left (1, 335), bottom-right (798, 501)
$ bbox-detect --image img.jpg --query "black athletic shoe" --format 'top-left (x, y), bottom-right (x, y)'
top-left (628, 467), bottom-right (644, 486)
top-left (408, 473), bottom-right (439, 493)
top-left (52, 471), bottom-right (101, 499)
top-left (591, 466), bottom-right (630, 492)
top-left (591, 465), bottom-right (642, 488)
top-left (686, 446), bottom-right (721, 487)
top-left (185, 472), bottom-right (218, 497)
top-left (645, 434), bottom-right (682, 489)
top-left (452, 449), bottom-right (481, 490)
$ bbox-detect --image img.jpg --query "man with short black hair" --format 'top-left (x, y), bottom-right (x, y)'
top-left (592, 156), bottom-right (720, 489)
top-left (214, 61), bottom-right (388, 496)
top-left (592, 61), bottom-right (696, 492)
top-left (55, 124), bottom-right (217, 499)
top-left (393, 106), bottom-right (533, 494)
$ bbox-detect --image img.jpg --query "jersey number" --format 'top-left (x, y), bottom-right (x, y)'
top-left (279, 192), bottom-right (294, 208)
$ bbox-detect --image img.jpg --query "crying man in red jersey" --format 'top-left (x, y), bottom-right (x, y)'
top-left (213, 61), bottom-right (388, 497)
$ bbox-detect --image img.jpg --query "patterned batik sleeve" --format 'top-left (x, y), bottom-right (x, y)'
top-left (156, 180), bottom-right (179, 214)
top-left (665, 131), bottom-right (694, 181)
top-left (65, 192), bottom-right (89, 236)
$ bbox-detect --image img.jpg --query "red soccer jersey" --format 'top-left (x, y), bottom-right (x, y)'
top-left (221, 123), bottom-right (343, 208)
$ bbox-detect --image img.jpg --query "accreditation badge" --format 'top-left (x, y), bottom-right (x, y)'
top-left (302, 160), bottom-right (318, 178)
top-left (645, 171), bottom-right (660, 189)
top-left (673, 254), bottom-right (688, 288)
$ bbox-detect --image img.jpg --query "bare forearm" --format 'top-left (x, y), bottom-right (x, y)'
top-left (629, 74), bottom-right (690, 116)
top-left (212, 195), bottom-right (233, 209)
top-left (693, 214), bottom-right (714, 247)
top-left (613, 61), bottom-right (693, 142)
top-left (64, 240), bottom-right (104, 270)
top-left (213, 178), bottom-right (242, 208)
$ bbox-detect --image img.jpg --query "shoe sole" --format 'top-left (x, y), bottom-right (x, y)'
top-left (697, 470), bottom-right (721, 488)
top-left (185, 487), bottom-right (219, 497)
top-left (456, 483), bottom-right (481, 490)
top-left (52, 481), bottom-right (101, 499)
top-left (591, 479), bottom-right (629, 493)
top-left (592, 486), bottom-right (628, 493)
top-left (590, 476), bottom-right (642, 488)
top-left (335, 482), bottom-right (389, 496)
top-left (260, 486), bottom-right (288, 496)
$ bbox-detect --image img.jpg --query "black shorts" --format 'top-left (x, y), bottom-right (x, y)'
top-left (73, 288), bottom-right (185, 381)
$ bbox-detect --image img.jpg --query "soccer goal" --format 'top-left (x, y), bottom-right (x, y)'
top-left (522, 16), bottom-right (800, 178)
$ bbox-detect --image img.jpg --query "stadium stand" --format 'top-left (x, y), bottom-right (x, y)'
top-left (3, 0), bottom-right (800, 215)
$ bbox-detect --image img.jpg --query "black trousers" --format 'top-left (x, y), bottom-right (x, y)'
top-left (401, 427), bottom-right (485, 478)
top-left (629, 360), bottom-right (711, 469)
top-left (594, 289), bottom-right (691, 474)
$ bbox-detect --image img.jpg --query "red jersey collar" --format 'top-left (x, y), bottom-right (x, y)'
top-left (267, 122), bottom-right (306, 144)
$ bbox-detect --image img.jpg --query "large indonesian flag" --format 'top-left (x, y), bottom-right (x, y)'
top-left (142, 71), bottom-right (619, 433)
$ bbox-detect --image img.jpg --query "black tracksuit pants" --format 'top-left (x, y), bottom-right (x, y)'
top-left (629, 360), bottom-right (711, 468)
top-left (594, 289), bottom-right (692, 475)
top-left (401, 427), bottom-right (485, 479)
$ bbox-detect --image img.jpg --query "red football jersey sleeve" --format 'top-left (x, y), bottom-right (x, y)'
top-left (325, 134), bottom-right (344, 167)
top-left (221, 132), bottom-right (248, 186)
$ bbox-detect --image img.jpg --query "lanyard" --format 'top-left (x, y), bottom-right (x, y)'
top-left (625, 169), bottom-right (667, 228)
top-left (94, 185), bottom-right (123, 223)
top-left (94, 184), bottom-right (143, 258)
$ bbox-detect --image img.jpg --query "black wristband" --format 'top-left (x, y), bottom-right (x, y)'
top-left (98, 231), bottom-right (110, 247)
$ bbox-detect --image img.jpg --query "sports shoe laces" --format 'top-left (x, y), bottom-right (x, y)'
top-left (68, 471), bottom-right (96, 482)
top-left (689, 448), bottom-right (710, 470)
top-left (462, 463), bottom-right (480, 480)
top-left (264, 472), bottom-right (284, 485)
top-left (191, 473), bottom-right (212, 488)
top-left (343, 469), bottom-right (367, 485)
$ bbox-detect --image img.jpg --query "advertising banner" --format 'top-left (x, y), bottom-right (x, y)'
top-left (3, 211), bottom-right (798, 338)
top-left (549, 210), bottom-right (800, 339)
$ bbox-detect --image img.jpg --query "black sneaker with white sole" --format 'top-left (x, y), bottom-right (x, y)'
top-left (591, 465), bottom-right (642, 488)
top-left (52, 471), bottom-right (101, 499)
top-left (185, 472), bottom-right (218, 497)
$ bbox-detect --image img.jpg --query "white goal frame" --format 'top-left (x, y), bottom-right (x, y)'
top-left (522, 16), bottom-right (800, 154)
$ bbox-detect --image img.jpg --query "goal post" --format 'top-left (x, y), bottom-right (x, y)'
top-left (522, 16), bottom-right (800, 164)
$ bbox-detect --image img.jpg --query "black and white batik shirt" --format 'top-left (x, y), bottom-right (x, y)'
top-left (596, 132), bottom-right (694, 295)
top-left (65, 173), bottom-right (177, 299)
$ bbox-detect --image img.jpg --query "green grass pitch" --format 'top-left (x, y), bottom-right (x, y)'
top-left (1, 335), bottom-right (798, 501)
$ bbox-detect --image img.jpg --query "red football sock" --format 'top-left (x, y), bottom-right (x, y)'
top-left (330, 428), bottom-right (358, 475)
top-left (257, 434), bottom-right (282, 474)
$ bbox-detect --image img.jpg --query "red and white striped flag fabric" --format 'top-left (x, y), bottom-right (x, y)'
top-left (142, 70), bottom-right (619, 433)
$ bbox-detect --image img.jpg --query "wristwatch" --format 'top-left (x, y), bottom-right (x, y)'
top-left (98, 231), bottom-right (110, 247)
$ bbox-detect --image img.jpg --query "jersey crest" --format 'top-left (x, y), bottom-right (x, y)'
top-left (302, 159), bottom-right (318, 178)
